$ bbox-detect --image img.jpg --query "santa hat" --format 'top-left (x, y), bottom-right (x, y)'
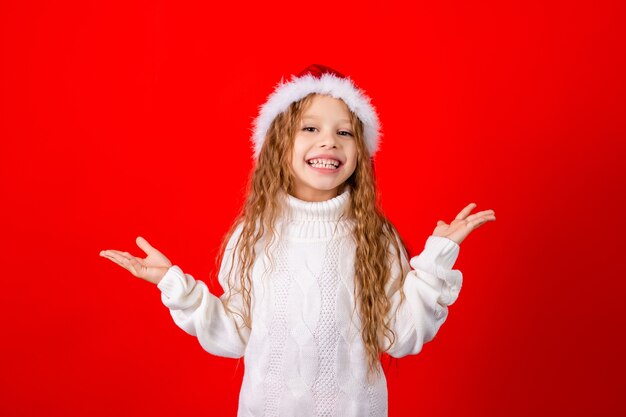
top-left (250, 64), bottom-right (382, 159)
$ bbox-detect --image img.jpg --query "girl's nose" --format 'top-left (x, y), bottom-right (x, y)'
top-left (319, 131), bottom-right (338, 148)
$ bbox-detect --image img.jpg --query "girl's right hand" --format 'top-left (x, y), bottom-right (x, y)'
top-left (99, 236), bottom-right (173, 285)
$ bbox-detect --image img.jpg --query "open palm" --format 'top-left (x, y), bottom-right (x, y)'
top-left (99, 236), bottom-right (172, 285)
top-left (433, 203), bottom-right (496, 245)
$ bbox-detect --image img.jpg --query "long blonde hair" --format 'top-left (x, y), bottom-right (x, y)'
top-left (212, 93), bottom-right (409, 381)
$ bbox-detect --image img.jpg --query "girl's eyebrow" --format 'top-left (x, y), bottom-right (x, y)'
top-left (302, 115), bottom-right (351, 124)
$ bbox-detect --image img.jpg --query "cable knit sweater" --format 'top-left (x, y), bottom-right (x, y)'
top-left (156, 187), bottom-right (463, 416)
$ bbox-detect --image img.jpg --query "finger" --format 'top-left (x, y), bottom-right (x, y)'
top-left (136, 236), bottom-right (159, 257)
top-left (467, 214), bottom-right (496, 229)
top-left (100, 252), bottom-right (129, 270)
top-left (125, 257), bottom-right (144, 276)
top-left (454, 203), bottom-right (477, 220)
top-left (437, 220), bottom-right (446, 226)
top-left (103, 249), bottom-right (135, 261)
top-left (471, 213), bottom-right (496, 222)
top-left (114, 254), bottom-right (144, 277)
top-left (100, 250), bottom-right (144, 273)
top-left (101, 250), bottom-right (128, 266)
top-left (466, 210), bottom-right (495, 223)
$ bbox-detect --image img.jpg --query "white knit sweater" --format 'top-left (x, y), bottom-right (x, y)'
top-left (157, 187), bottom-right (463, 416)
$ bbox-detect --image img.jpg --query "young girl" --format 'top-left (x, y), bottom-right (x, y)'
top-left (100, 64), bottom-right (496, 416)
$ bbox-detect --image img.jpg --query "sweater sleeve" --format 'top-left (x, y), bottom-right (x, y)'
top-left (382, 234), bottom-right (463, 358)
top-left (156, 224), bottom-right (250, 358)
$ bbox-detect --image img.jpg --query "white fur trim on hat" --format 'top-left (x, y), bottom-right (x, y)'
top-left (250, 72), bottom-right (381, 159)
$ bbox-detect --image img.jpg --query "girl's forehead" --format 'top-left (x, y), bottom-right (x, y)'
top-left (301, 114), bottom-right (352, 124)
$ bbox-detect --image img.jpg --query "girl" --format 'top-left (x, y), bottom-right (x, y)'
top-left (100, 64), bottom-right (496, 416)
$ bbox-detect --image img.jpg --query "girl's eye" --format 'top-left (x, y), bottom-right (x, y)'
top-left (302, 127), bottom-right (353, 137)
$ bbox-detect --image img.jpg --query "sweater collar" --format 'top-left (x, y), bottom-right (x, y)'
top-left (278, 186), bottom-right (354, 240)
top-left (285, 187), bottom-right (351, 221)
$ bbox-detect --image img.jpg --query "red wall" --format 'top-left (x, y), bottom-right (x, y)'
top-left (1, 0), bottom-right (624, 416)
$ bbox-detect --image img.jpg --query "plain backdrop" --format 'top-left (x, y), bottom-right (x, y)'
top-left (1, 0), bottom-right (625, 416)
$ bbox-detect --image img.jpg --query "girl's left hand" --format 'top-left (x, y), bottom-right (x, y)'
top-left (432, 203), bottom-right (496, 246)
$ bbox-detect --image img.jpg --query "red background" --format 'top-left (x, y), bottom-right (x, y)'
top-left (1, 0), bottom-right (625, 416)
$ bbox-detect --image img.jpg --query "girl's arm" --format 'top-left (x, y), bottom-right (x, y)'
top-left (157, 224), bottom-right (250, 358)
top-left (382, 234), bottom-right (462, 358)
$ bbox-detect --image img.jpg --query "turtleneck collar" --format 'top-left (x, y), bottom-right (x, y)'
top-left (277, 186), bottom-right (354, 240)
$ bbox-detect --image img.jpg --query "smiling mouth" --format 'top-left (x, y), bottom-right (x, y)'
top-left (306, 159), bottom-right (342, 169)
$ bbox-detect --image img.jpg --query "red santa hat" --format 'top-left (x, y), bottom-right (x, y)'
top-left (250, 64), bottom-right (382, 159)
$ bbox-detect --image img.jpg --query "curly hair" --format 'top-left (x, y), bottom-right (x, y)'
top-left (212, 93), bottom-right (409, 383)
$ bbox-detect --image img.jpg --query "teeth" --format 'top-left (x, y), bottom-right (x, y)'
top-left (308, 158), bottom-right (339, 167)
top-left (310, 162), bottom-right (337, 169)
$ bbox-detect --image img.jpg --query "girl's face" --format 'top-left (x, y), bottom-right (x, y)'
top-left (290, 94), bottom-right (358, 202)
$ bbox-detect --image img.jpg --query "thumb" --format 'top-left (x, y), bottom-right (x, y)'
top-left (437, 220), bottom-right (446, 226)
top-left (136, 236), bottom-right (157, 256)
